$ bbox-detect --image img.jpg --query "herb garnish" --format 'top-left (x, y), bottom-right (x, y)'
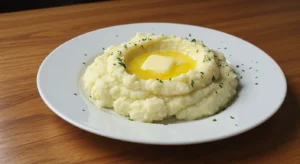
top-left (116, 35), bottom-right (118, 37)
top-left (213, 119), bottom-right (217, 122)
top-left (124, 44), bottom-right (127, 49)
top-left (102, 48), bottom-right (105, 50)
top-left (196, 49), bottom-right (199, 53)
top-left (215, 91), bottom-right (218, 94)
top-left (203, 55), bottom-right (211, 62)
top-left (134, 43), bottom-right (137, 46)
top-left (82, 109), bottom-right (85, 111)
top-left (128, 118), bottom-right (133, 121)
top-left (242, 70), bottom-right (245, 72)
top-left (169, 78), bottom-right (171, 81)
top-left (249, 67), bottom-right (252, 69)
top-left (255, 83), bottom-right (258, 85)
top-left (200, 72), bottom-right (204, 78)
top-left (142, 38), bottom-right (147, 41)
top-left (191, 80), bottom-right (194, 87)
top-left (255, 76), bottom-right (258, 78)
top-left (117, 57), bottom-right (126, 68)
top-left (230, 116), bottom-right (234, 119)
top-left (189, 34), bottom-right (191, 37)
top-left (191, 39), bottom-right (196, 42)
top-left (236, 65), bottom-right (239, 68)
top-left (141, 45), bottom-right (144, 49)
top-left (156, 78), bottom-right (163, 83)
top-left (82, 62), bottom-right (86, 65)
top-left (224, 47), bottom-right (227, 50)
top-left (74, 93), bottom-right (77, 96)
top-left (84, 54), bottom-right (87, 56)
top-left (212, 75), bottom-right (216, 82)
top-left (219, 84), bottom-right (223, 88)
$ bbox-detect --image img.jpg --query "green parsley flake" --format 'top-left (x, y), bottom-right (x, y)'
top-left (189, 34), bottom-right (191, 37)
top-left (212, 75), bottom-right (216, 82)
top-left (128, 118), bottom-right (133, 121)
top-left (141, 45), bottom-right (144, 48)
top-left (124, 44), bottom-right (127, 49)
top-left (213, 119), bottom-right (217, 122)
top-left (219, 84), bottom-right (223, 88)
top-left (203, 55), bottom-right (211, 62)
top-left (196, 49), bottom-right (199, 53)
top-left (230, 116), bottom-right (234, 119)
top-left (169, 78), bottom-right (171, 81)
top-left (117, 57), bottom-right (126, 68)
top-left (191, 80), bottom-right (194, 87)
top-left (191, 39), bottom-right (196, 42)
top-left (156, 78), bottom-right (163, 83)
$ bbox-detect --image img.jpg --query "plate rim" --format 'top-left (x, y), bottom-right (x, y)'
top-left (37, 22), bottom-right (287, 145)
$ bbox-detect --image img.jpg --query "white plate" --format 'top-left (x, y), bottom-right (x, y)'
top-left (37, 23), bottom-right (286, 145)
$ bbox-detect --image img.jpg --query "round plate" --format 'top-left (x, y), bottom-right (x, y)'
top-left (37, 23), bottom-right (286, 145)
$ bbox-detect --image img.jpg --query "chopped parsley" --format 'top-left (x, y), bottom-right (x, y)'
top-left (134, 43), bottom-right (137, 46)
top-left (156, 78), bottom-right (163, 83)
top-left (255, 76), bottom-right (258, 78)
top-left (203, 55), bottom-right (211, 62)
top-left (113, 63), bottom-right (116, 65)
top-left (249, 67), bottom-right (252, 69)
top-left (219, 84), bottom-right (223, 88)
top-left (191, 80), bottom-right (194, 87)
top-left (82, 62), bottom-right (86, 65)
top-left (236, 65), bottom-right (239, 68)
top-left (212, 75), bottom-right (216, 82)
top-left (169, 78), bottom-right (171, 81)
top-left (196, 49), bottom-right (199, 53)
top-left (116, 35), bottom-right (118, 37)
top-left (224, 47), bottom-right (227, 50)
top-left (84, 54), bottom-right (87, 56)
top-left (142, 38), bottom-right (147, 41)
top-left (255, 83), bottom-right (258, 85)
top-left (215, 91), bottom-right (218, 94)
top-left (213, 119), bottom-right (217, 122)
top-left (74, 93), bottom-right (77, 96)
top-left (119, 51), bottom-right (122, 56)
top-left (189, 34), bottom-right (191, 37)
top-left (102, 48), bottom-right (105, 50)
top-left (124, 44), bottom-right (127, 49)
top-left (117, 57), bottom-right (126, 68)
top-left (141, 45), bottom-right (144, 49)
top-left (191, 39), bottom-right (196, 42)
top-left (200, 72), bottom-right (204, 78)
top-left (82, 109), bottom-right (85, 111)
top-left (128, 118), bottom-right (133, 121)
top-left (230, 116), bottom-right (234, 119)
top-left (242, 70), bottom-right (245, 72)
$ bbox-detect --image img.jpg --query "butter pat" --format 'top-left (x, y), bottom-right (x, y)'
top-left (141, 55), bottom-right (174, 73)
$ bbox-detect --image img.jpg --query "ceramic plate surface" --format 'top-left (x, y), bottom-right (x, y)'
top-left (37, 23), bottom-right (286, 145)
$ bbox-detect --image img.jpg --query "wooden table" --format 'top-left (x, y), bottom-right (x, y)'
top-left (1, 0), bottom-right (299, 163)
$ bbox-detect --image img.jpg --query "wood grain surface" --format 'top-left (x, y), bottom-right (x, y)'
top-left (1, 0), bottom-right (300, 163)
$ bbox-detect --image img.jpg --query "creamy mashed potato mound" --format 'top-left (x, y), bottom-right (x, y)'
top-left (83, 33), bottom-right (238, 122)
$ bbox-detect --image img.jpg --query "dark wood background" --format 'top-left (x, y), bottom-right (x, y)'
top-left (0, 0), bottom-right (299, 163)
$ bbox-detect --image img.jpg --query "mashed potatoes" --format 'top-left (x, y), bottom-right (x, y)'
top-left (83, 33), bottom-right (238, 122)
